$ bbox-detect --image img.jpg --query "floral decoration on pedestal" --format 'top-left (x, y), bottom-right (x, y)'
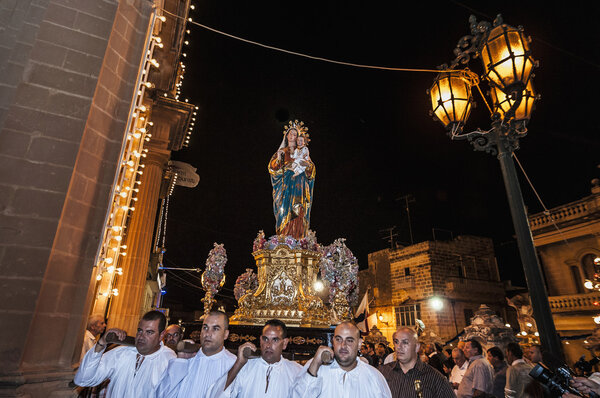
top-left (319, 238), bottom-right (359, 321)
top-left (233, 268), bottom-right (258, 301)
top-left (252, 229), bottom-right (320, 252)
top-left (201, 242), bottom-right (227, 316)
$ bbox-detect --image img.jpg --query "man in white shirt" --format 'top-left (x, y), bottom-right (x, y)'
top-left (80, 314), bottom-right (106, 363)
top-left (457, 339), bottom-right (494, 398)
top-left (155, 310), bottom-right (236, 398)
top-left (504, 342), bottom-right (542, 398)
top-left (74, 310), bottom-right (175, 397)
top-left (450, 348), bottom-right (468, 394)
top-left (208, 319), bottom-right (302, 397)
top-left (291, 321), bottom-right (392, 398)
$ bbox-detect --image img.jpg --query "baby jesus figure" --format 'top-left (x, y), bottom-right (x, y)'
top-left (290, 134), bottom-right (310, 177)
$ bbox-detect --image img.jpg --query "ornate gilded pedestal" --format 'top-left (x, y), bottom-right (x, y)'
top-left (231, 239), bottom-right (331, 327)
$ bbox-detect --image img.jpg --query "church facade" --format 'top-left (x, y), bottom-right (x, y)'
top-left (529, 180), bottom-right (600, 364)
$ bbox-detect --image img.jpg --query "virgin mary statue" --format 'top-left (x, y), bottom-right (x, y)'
top-left (268, 120), bottom-right (315, 239)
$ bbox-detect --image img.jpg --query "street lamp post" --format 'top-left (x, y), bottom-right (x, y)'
top-left (428, 14), bottom-right (563, 360)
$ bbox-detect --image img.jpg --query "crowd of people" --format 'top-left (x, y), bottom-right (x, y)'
top-left (75, 311), bottom-right (597, 397)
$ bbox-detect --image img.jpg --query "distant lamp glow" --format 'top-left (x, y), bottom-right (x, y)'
top-left (526, 322), bottom-right (533, 328)
top-left (594, 257), bottom-right (600, 266)
top-left (594, 315), bottom-right (600, 324)
top-left (505, 323), bottom-right (511, 328)
top-left (429, 70), bottom-right (474, 128)
top-left (585, 280), bottom-right (594, 290)
top-left (534, 332), bottom-right (539, 337)
top-left (521, 331), bottom-right (527, 336)
top-left (378, 314), bottom-right (384, 321)
top-left (429, 297), bottom-right (444, 311)
top-left (313, 280), bottom-right (324, 292)
top-left (480, 24), bottom-right (535, 92)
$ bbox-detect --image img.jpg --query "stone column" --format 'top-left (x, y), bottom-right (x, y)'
top-left (107, 148), bottom-right (169, 335)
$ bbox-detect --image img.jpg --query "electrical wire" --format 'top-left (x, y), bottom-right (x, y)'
top-left (160, 8), bottom-right (448, 74)
top-left (513, 153), bottom-right (571, 246)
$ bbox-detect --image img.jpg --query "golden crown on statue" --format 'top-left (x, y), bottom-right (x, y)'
top-left (283, 119), bottom-right (310, 142)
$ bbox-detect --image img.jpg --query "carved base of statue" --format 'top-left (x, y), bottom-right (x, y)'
top-left (331, 290), bottom-right (352, 321)
top-left (231, 234), bottom-right (331, 327)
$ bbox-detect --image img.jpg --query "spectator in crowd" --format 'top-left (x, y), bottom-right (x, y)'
top-left (80, 314), bottom-right (106, 363)
top-left (449, 348), bottom-right (468, 394)
top-left (457, 339), bottom-right (494, 398)
top-left (486, 346), bottom-right (507, 398)
top-left (378, 327), bottom-right (455, 397)
top-left (163, 324), bottom-right (183, 350)
top-left (504, 342), bottom-right (542, 398)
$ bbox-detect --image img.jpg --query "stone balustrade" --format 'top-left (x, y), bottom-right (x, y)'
top-left (529, 200), bottom-right (591, 230)
top-left (548, 292), bottom-right (600, 313)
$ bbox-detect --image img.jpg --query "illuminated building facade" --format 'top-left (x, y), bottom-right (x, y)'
top-left (529, 181), bottom-right (600, 364)
top-left (0, 0), bottom-right (195, 396)
top-left (360, 236), bottom-right (508, 344)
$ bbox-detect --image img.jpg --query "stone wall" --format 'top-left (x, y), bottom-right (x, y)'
top-left (363, 236), bottom-right (507, 343)
top-left (0, 0), bottom-right (152, 396)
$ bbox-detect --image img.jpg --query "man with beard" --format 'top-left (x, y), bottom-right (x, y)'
top-left (163, 324), bottom-right (183, 350)
top-left (155, 310), bottom-right (236, 398)
top-left (208, 319), bottom-right (302, 397)
top-left (291, 321), bottom-right (391, 398)
top-left (379, 327), bottom-right (455, 397)
top-left (74, 310), bottom-right (175, 396)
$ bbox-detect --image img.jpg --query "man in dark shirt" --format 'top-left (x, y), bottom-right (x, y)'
top-left (487, 346), bottom-right (508, 398)
top-left (379, 327), bottom-right (455, 398)
top-left (424, 343), bottom-right (446, 374)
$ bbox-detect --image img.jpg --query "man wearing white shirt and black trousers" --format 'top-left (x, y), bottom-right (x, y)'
top-left (74, 310), bottom-right (175, 397)
top-left (291, 321), bottom-right (392, 398)
top-left (208, 319), bottom-right (302, 398)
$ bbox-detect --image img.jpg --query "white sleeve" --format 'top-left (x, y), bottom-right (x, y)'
top-left (74, 346), bottom-right (114, 387)
top-left (207, 372), bottom-right (233, 398)
top-left (373, 369), bottom-right (393, 398)
top-left (289, 370), bottom-right (322, 398)
top-left (154, 358), bottom-right (189, 398)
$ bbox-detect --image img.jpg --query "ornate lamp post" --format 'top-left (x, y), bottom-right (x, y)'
top-left (428, 15), bottom-right (563, 359)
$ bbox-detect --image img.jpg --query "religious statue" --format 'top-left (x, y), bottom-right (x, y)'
top-left (268, 120), bottom-right (315, 239)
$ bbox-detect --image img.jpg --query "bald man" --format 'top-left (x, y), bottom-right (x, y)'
top-left (290, 321), bottom-right (391, 398)
top-left (80, 314), bottom-right (106, 363)
top-left (379, 327), bottom-right (454, 397)
top-left (163, 324), bottom-right (183, 349)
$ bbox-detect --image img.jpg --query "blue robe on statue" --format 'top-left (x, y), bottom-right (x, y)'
top-left (268, 147), bottom-right (315, 239)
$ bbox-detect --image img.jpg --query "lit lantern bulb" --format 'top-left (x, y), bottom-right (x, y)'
top-left (585, 280), bottom-right (594, 289)
top-left (96, 274), bottom-right (102, 281)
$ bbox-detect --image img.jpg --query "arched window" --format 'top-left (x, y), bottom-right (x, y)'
top-left (581, 253), bottom-right (600, 281)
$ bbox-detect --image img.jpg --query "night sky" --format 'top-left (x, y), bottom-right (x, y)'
top-left (161, 1), bottom-right (600, 312)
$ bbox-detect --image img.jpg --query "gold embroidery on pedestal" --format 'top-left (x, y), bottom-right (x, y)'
top-left (231, 243), bottom-right (331, 327)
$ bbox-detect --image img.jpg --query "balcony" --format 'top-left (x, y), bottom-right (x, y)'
top-left (529, 195), bottom-right (599, 232)
top-left (548, 292), bottom-right (600, 313)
